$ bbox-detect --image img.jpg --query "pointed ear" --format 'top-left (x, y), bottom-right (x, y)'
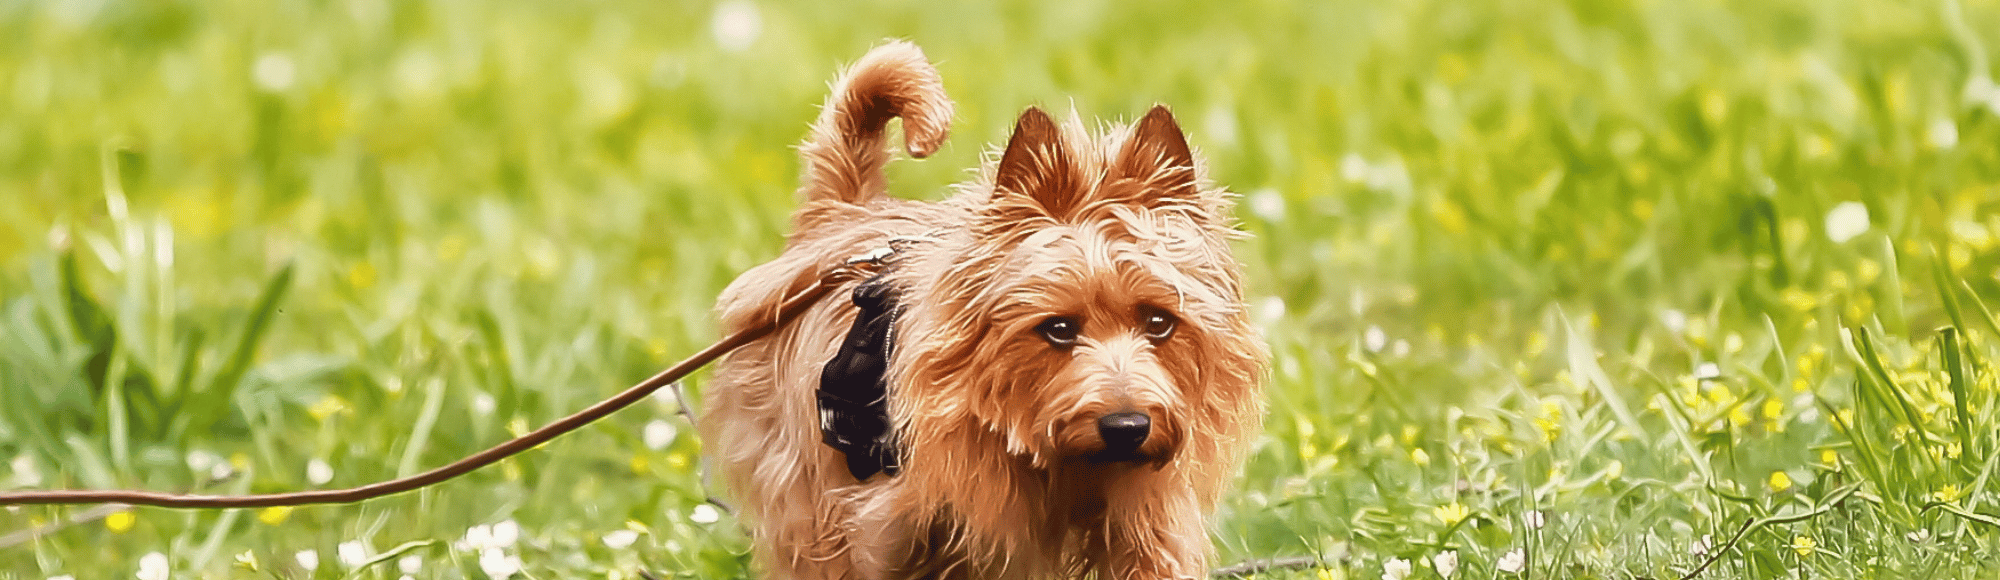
top-left (1113, 105), bottom-right (1198, 201)
top-left (993, 107), bottom-right (1083, 219)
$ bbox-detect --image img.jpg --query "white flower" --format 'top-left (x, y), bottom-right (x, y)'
top-left (1660, 309), bottom-right (1687, 333)
top-left (1497, 549), bottom-right (1526, 574)
top-left (1381, 557), bottom-right (1412, 580)
top-left (49, 575), bottom-right (75, 580)
top-left (1364, 326), bottom-right (1388, 353)
top-left (473, 393), bottom-right (497, 416)
top-left (337, 540), bottom-right (370, 567)
top-left (1248, 189), bottom-right (1286, 222)
top-left (306, 458), bottom-right (334, 485)
top-left (1927, 118), bottom-right (1959, 149)
top-left (295, 550), bottom-right (320, 572)
top-left (603, 529), bottom-right (642, 549)
top-left (1523, 510), bottom-right (1546, 530)
top-left (1340, 153), bottom-right (1370, 182)
top-left (490, 520), bottom-right (520, 547)
top-left (651, 381), bottom-right (683, 408)
top-left (1691, 534), bottom-right (1714, 556)
top-left (690, 504), bottom-right (721, 524)
top-left (1432, 550), bottom-right (1459, 578)
top-left (643, 419), bottom-right (678, 451)
top-left (1693, 362), bottom-right (1721, 381)
top-left (399, 554), bottom-right (423, 574)
top-left (135, 552), bottom-right (169, 580)
top-left (1825, 202), bottom-right (1870, 243)
top-left (10, 454), bottom-right (41, 487)
top-left (1907, 529), bottom-right (1932, 543)
top-left (479, 548), bottom-right (523, 580)
top-left (709, 0), bottom-right (762, 53)
top-left (252, 52), bottom-right (296, 93)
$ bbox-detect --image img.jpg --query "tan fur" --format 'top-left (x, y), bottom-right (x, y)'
top-left (700, 41), bottom-right (1266, 580)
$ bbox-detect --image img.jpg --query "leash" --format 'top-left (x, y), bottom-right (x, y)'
top-left (0, 261), bottom-right (873, 509)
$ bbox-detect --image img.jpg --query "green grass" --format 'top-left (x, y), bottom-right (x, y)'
top-left (4, 0), bottom-right (2000, 578)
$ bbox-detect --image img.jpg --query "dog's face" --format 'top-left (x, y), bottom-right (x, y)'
top-left (896, 106), bottom-right (1263, 475)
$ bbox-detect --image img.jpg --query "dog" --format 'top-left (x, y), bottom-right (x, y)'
top-left (699, 40), bottom-right (1266, 580)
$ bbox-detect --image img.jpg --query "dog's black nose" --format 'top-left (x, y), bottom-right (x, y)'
top-left (1097, 412), bottom-right (1151, 455)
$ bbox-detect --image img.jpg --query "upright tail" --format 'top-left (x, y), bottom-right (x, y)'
top-left (798, 40), bottom-right (953, 204)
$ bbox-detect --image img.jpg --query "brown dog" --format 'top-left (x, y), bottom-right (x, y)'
top-left (700, 40), bottom-right (1266, 580)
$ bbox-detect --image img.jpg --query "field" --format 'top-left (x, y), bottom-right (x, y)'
top-left (4, 0), bottom-right (2000, 578)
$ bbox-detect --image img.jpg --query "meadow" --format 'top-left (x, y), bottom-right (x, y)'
top-left (3, 0), bottom-right (2000, 578)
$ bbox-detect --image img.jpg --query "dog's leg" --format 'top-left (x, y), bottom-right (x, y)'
top-left (800, 40), bottom-right (953, 205)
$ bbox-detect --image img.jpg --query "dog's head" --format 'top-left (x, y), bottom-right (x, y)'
top-left (894, 105), bottom-right (1265, 476)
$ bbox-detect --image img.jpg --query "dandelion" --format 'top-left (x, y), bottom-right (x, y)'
top-left (136, 552), bottom-right (169, 580)
top-left (643, 419), bottom-right (678, 451)
top-left (105, 509), bottom-right (136, 533)
top-left (1433, 502), bottom-right (1469, 527)
top-left (1825, 202), bottom-right (1870, 243)
top-left (295, 550), bottom-right (320, 572)
top-left (1791, 535), bottom-right (1816, 557)
top-left (1522, 510), bottom-right (1546, 530)
top-left (603, 529), bottom-right (642, 549)
top-left (1496, 549), bottom-right (1526, 574)
top-left (1381, 557), bottom-right (1412, 580)
top-left (1768, 470), bottom-right (1793, 492)
top-left (1432, 550), bottom-right (1459, 578)
top-left (690, 504), bottom-right (722, 524)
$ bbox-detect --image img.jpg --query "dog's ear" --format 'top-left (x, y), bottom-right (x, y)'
top-left (1111, 105), bottom-right (1198, 204)
top-left (992, 107), bottom-right (1085, 220)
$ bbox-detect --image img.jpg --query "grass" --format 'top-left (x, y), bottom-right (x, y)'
top-left (3, 0), bottom-right (2000, 578)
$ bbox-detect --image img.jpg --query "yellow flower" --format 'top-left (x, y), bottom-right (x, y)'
top-left (1768, 471), bottom-right (1793, 492)
top-left (629, 454), bottom-right (649, 474)
top-left (308, 395), bottom-right (351, 422)
top-left (1819, 449), bottom-right (1838, 466)
top-left (1411, 448), bottom-right (1431, 466)
top-left (1762, 399), bottom-right (1784, 421)
top-left (105, 510), bottom-right (136, 533)
top-left (259, 506), bottom-right (293, 526)
top-left (1933, 484), bottom-right (1963, 503)
top-left (1433, 502), bottom-right (1471, 527)
top-left (1316, 567), bottom-right (1342, 580)
top-left (1791, 535), bottom-right (1816, 557)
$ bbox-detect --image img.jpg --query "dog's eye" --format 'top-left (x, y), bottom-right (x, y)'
top-left (1036, 317), bottom-right (1080, 347)
top-left (1141, 310), bottom-right (1177, 341)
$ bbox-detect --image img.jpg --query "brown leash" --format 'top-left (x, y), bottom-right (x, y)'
top-left (0, 263), bottom-right (867, 509)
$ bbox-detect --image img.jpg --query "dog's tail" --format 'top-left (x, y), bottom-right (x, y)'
top-left (799, 40), bottom-right (953, 204)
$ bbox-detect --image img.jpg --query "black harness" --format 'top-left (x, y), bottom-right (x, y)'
top-left (817, 274), bottom-right (903, 480)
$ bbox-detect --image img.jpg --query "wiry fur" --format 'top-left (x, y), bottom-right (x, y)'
top-left (700, 41), bottom-right (1266, 580)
